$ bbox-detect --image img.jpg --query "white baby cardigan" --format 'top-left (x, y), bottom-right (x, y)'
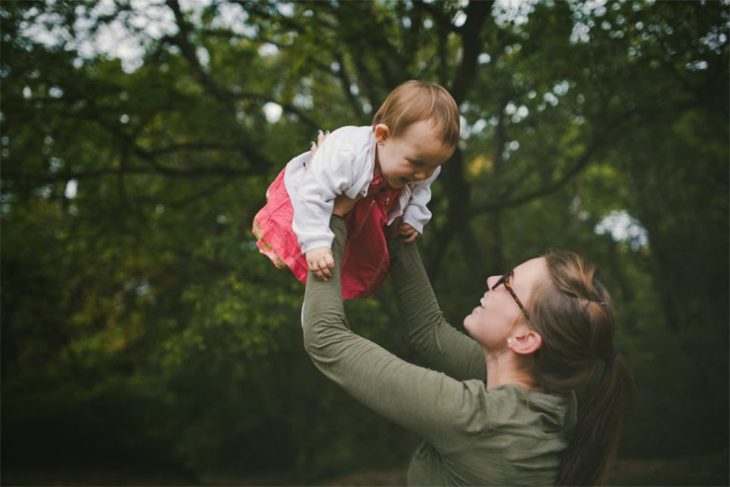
top-left (283, 125), bottom-right (440, 253)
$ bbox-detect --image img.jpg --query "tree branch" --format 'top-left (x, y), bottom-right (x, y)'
top-left (402, 2), bottom-right (424, 65)
top-left (167, 0), bottom-right (235, 107)
top-left (237, 91), bottom-right (320, 131)
top-left (426, 1), bottom-right (493, 278)
top-left (450, 0), bottom-right (493, 104)
top-left (350, 53), bottom-right (382, 112)
top-left (470, 110), bottom-right (637, 215)
top-left (166, 0), bottom-right (320, 133)
top-left (10, 162), bottom-right (260, 186)
top-left (334, 51), bottom-right (365, 121)
top-left (413, 0), bottom-right (458, 33)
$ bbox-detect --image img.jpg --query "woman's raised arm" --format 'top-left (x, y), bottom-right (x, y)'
top-left (301, 217), bottom-right (488, 452)
top-left (388, 238), bottom-right (485, 381)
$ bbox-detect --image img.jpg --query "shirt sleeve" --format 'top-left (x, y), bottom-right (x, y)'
top-left (302, 217), bottom-right (488, 452)
top-left (291, 136), bottom-right (355, 253)
top-left (401, 166), bottom-right (441, 234)
top-left (388, 236), bottom-right (486, 381)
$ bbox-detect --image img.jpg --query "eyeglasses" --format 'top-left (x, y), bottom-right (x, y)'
top-left (492, 269), bottom-right (530, 320)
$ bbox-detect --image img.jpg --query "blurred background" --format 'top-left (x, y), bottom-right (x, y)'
top-left (1, 0), bottom-right (728, 485)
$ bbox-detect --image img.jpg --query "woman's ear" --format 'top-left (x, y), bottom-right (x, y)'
top-left (374, 123), bottom-right (390, 144)
top-left (510, 329), bottom-right (542, 355)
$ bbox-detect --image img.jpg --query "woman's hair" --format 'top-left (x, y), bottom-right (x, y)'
top-left (372, 80), bottom-right (460, 148)
top-left (527, 250), bottom-right (634, 486)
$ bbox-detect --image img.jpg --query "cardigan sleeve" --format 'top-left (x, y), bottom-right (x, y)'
top-left (388, 237), bottom-right (486, 381)
top-left (291, 138), bottom-right (353, 253)
top-left (401, 166), bottom-right (441, 234)
top-left (302, 217), bottom-right (488, 452)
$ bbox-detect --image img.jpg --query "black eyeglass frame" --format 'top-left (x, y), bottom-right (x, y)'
top-left (492, 269), bottom-right (531, 321)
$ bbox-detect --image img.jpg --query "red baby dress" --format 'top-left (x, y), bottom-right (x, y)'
top-left (252, 165), bottom-right (401, 300)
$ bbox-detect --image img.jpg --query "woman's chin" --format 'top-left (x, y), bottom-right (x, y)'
top-left (463, 316), bottom-right (474, 336)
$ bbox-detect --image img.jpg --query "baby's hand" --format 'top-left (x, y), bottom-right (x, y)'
top-left (306, 247), bottom-right (334, 280)
top-left (399, 223), bottom-right (420, 244)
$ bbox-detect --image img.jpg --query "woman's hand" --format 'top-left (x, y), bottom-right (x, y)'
top-left (311, 129), bottom-right (359, 218)
top-left (333, 195), bottom-right (357, 217)
top-left (398, 222), bottom-right (420, 244)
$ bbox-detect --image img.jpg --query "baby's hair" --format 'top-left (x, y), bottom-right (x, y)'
top-left (372, 80), bottom-right (460, 148)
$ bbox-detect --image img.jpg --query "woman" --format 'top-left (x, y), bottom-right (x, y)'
top-left (302, 208), bottom-right (633, 485)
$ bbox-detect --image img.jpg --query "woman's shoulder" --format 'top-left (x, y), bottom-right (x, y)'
top-left (485, 384), bottom-right (572, 409)
top-left (484, 385), bottom-right (576, 433)
top-left (441, 381), bottom-right (573, 415)
top-left (438, 383), bottom-right (574, 452)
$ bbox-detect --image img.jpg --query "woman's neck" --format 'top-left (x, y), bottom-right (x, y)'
top-left (484, 350), bottom-right (542, 392)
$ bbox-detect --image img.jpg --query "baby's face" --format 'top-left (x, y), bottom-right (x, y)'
top-left (375, 120), bottom-right (454, 189)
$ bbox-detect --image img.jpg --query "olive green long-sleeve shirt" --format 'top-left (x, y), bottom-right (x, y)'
top-left (302, 217), bottom-right (576, 486)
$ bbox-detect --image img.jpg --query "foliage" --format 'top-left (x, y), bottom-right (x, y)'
top-left (1, 0), bottom-right (727, 481)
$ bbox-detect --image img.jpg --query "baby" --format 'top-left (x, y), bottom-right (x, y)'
top-left (252, 80), bottom-right (459, 299)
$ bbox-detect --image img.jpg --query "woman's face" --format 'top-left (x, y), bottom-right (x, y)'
top-left (463, 257), bottom-right (548, 350)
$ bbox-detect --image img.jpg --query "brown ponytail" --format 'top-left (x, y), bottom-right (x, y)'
top-left (527, 251), bottom-right (635, 485)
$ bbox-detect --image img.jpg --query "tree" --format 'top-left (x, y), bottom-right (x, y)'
top-left (2, 0), bottom-right (727, 480)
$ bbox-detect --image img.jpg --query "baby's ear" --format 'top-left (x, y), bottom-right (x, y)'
top-left (374, 123), bottom-right (391, 143)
